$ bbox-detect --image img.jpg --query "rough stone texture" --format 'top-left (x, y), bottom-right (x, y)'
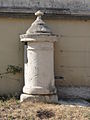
top-left (58, 87), bottom-right (90, 99)
top-left (0, 0), bottom-right (90, 16)
top-left (20, 11), bottom-right (58, 102)
top-left (26, 12), bottom-right (52, 35)
top-left (20, 94), bottom-right (58, 103)
top-left (23, 42), bottom-right (56, 95)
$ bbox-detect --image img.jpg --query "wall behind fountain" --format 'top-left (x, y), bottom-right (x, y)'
top-left (0, 17), bottom-right (90, 98)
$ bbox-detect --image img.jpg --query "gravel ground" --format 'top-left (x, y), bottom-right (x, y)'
top-left (0, 98), bottom-right (90, 120)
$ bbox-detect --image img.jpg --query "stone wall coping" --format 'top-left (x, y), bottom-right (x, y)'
top-left (0, 0), bottom-right (90, 18)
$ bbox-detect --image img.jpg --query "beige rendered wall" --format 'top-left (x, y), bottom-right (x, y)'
top-left (0, 17), bottom-right (90, 95)
top-left (0, 17), bottom-right (33, 95)
top-left (50, 19), bottom-right (90, 87)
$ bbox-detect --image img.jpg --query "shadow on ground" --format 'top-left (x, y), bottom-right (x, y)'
top-left (58, 98), bottom-right (90, 107)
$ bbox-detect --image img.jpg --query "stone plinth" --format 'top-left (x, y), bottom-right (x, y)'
top-left (20, 11), bottom-right (58, 103)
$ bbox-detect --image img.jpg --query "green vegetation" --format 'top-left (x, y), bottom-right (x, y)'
top-left (0, 65), bottom-right (22, 79)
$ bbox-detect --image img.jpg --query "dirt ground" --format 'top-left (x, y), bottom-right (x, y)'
top-left (0, 98), bottom-right (90, 120)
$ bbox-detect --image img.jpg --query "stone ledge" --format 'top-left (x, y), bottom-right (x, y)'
top-left (0, 0), bottom-right (90, 19)
top-left (0, 8), bottom-right (90, 20)
top-left (58, 87), bottom-right (90, 100)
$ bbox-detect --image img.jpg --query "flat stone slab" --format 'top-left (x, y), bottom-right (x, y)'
top-left (58, 87), bottom-right (90, 99)
top-left (58, 99), bottom-right (90, 107)
top-left (20, 94), bottom-right (90, 107)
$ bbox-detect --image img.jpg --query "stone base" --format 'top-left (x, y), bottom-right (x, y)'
top-left (58, 87), bottom-right (90, 99)
top-left (20, 94), bottom-right (58, 103)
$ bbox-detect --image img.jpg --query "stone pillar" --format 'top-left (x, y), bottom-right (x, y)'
top-left (20, 11), bottom-right (58, 103)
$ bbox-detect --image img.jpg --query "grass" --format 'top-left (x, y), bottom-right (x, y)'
top-left (0, 98), bottom-right (90, 120)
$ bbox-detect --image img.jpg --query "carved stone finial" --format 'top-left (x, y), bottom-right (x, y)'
top-left (35, 10), bottom-right (44, 19)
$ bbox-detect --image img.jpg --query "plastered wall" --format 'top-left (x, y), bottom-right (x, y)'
top-left (0, 17), bottom-right (90, 95)
top-left (0, 17), bottom-right (33, 95)
top-left (50, 19), bottom-right (90, 87)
